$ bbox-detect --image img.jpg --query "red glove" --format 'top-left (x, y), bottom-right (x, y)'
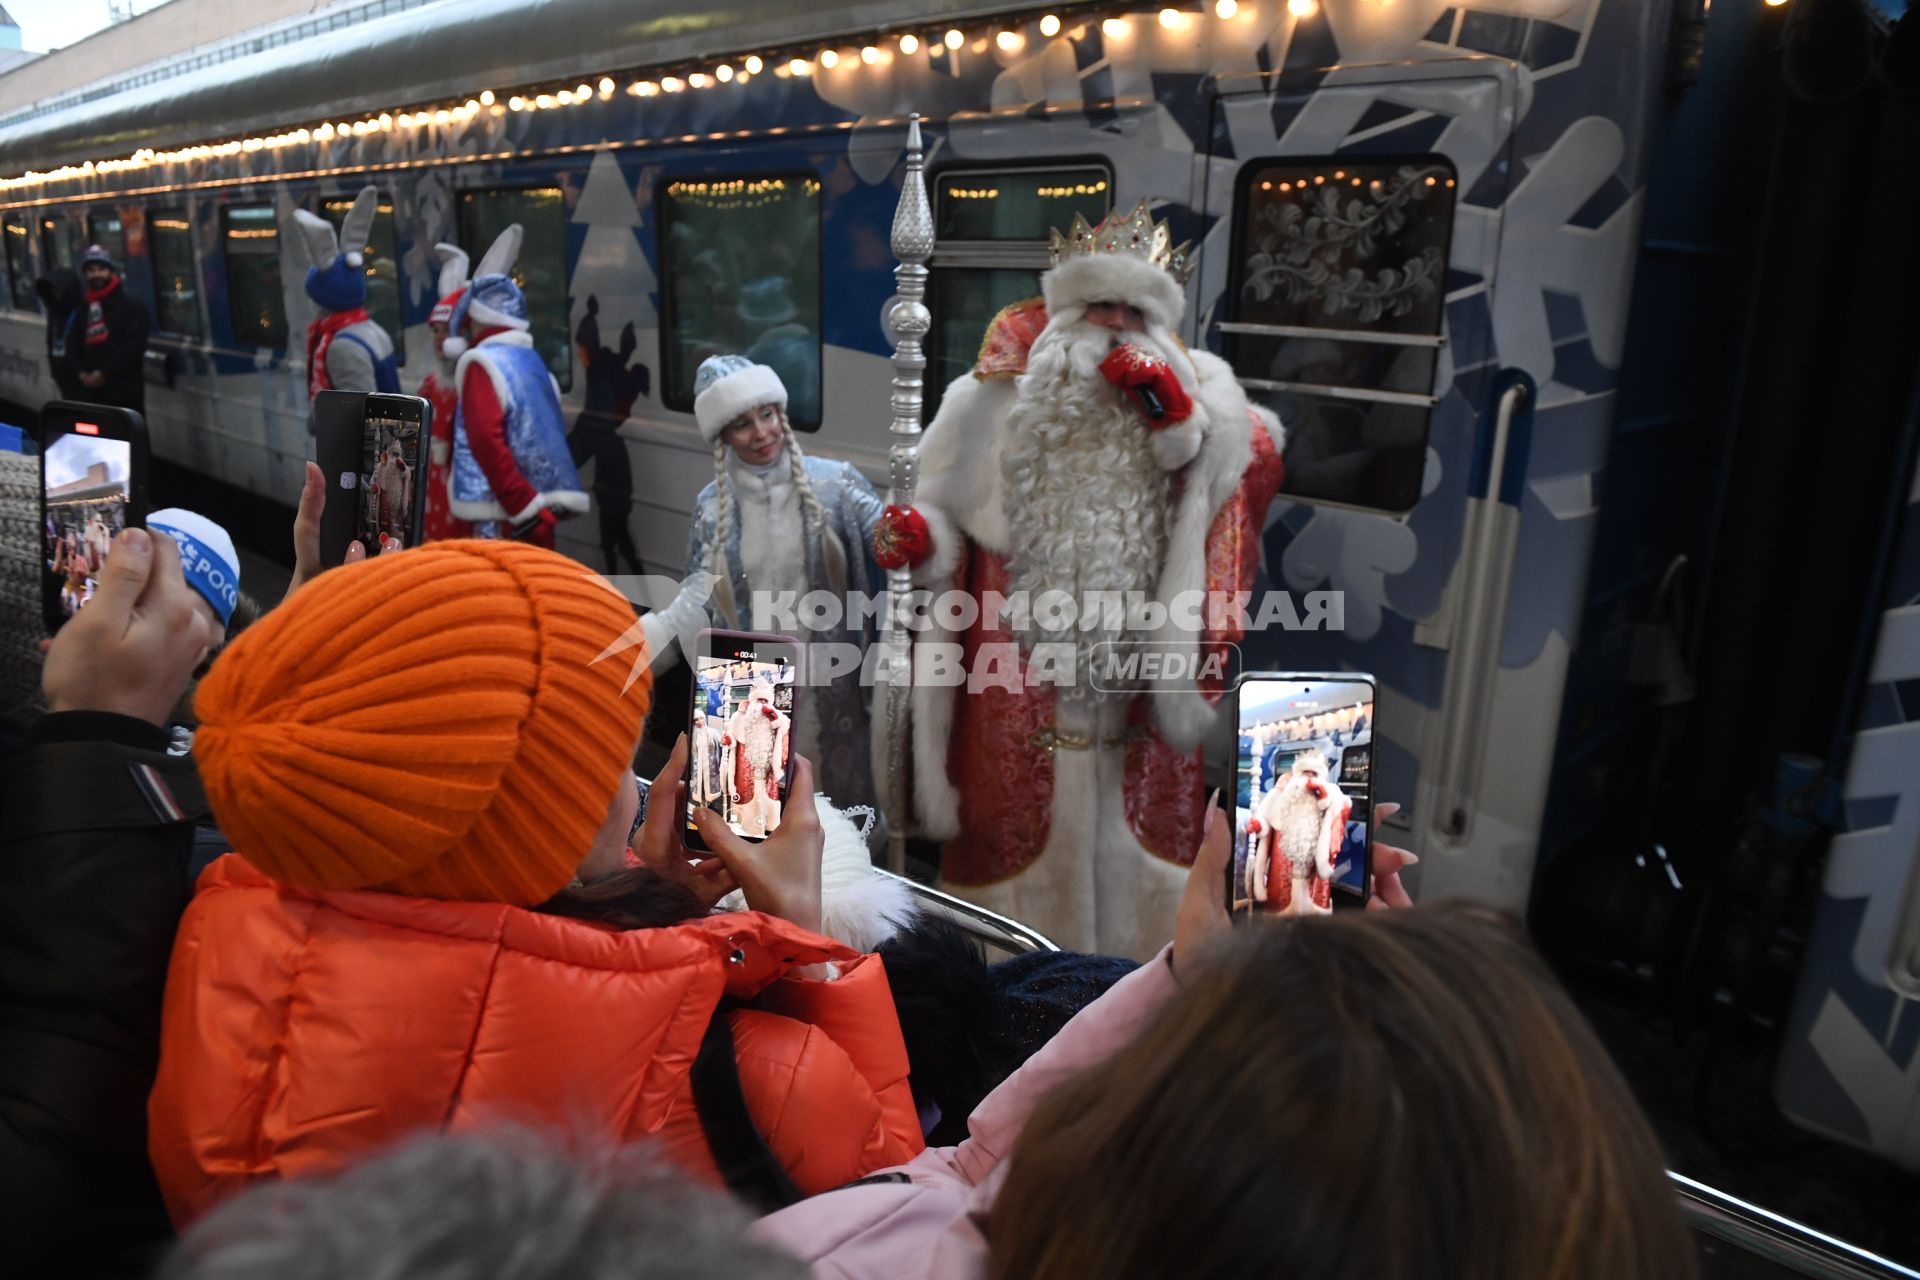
top-left (761, 705), bottom-right (779, 721)
top-left (509, 507), bottom-right (560, 541)
top-left (1306, 780), bottom-right (1326, 801)
top-left (1098, 345), bottom-right (1194, 426)
top-left (873, 504), bottom-right (932, 570)
top-left (721, 733), bottom-right (732, 747)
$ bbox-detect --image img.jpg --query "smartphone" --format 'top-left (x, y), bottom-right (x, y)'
top-left (684, 629), bottom-right (802, 850)
top-left (313, 391), bottom-right (430, 566)
top-left (1229, 672), bottom-right (1376, 919)
top-left (39, 401), bottom-right (148, 633)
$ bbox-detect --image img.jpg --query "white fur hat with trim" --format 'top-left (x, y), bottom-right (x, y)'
top-left (1041, 250), bottom-right (1188, 332)
top-left (693, 353), bottom-right (787, 444)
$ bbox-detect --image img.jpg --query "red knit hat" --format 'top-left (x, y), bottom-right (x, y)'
top-left (193, 540), bottom-right (651, 906)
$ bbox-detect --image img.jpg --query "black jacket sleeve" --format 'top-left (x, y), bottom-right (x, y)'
top-left (0, 714), bottom-right (210, 1276)
top-left (103, 293), bottom-right (149, 384)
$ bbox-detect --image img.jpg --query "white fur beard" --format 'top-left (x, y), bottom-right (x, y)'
top-left (1269, 781), bottom-right (1325, 877)
top-left (1002, 322), bottom-right (1172, 695)
top-left (737, 712), bottom-right (779, 776)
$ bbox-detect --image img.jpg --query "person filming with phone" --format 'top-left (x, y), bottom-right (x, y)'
top-left (73, 245), bottom-right (150, 417)
top-left (146, 540), bottom-right (922, 1229)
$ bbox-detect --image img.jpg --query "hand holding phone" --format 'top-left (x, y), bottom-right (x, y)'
top-left (1229, 672), bottom-right (1377, 920)
top-left (312, 391), bottom-right (430, 568)
top-left (690, 754), bottom-right (824, 935)
top-left (684, 630), bottom-right (802, 849)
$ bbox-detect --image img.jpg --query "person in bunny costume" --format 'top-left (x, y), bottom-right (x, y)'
top-left (445, 224), bottom-right (587, 548)
top-left (417, 242), bottom-right (474, 541)
top-left (292, 186), bottom-right (400, 397)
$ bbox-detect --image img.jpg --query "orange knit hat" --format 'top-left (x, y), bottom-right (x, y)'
top-left (194, 540), bottom-right (652, 907)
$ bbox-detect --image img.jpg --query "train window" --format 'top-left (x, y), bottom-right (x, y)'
top-left (148, 210), bottom-right (203, 338)
top-left (926, 164), bottom-right (1114, 414)
top-left (457, 188), bottom-right (570, 390)
top-left (222, 205), bottom-right (289, 350)
top-left (934, 167), bottom-right (1109, 241)
top-left (321, 194), bottom-right (403, 364)
top-left (1224, 156), bottom-right (1459, 514)
top-left (658, 174), bottom-right (823, 429)
top-left (40, 215), bottom-right (74, 274)
top-left (86, 211), bottom-right (127, 268)
top-left (4, 215), bottom-right (33, 310)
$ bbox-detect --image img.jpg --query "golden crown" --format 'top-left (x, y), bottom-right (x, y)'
top-left (1047, 198), bottom-right (1196, 285)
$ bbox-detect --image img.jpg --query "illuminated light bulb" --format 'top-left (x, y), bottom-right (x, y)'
top-left (599, 76), bottom-right (615, 94)
top-left (689, 72), bottom-right (713, 88)
top-left (509, 96), bottom-right (527, 110)
top-left (435, 108), bottom-right (452, 123)
top-left (1764, 0), bottom-right (1788, 6)
top-left (717, 63), bottom-right (734, 81)
top-left (1160, 8), bottom-right (1187, 29)
top-left (1103, 17), bottom-right (1132, 37)
top-left (661, 76), bottom-right (684, 92)
top-left (820, 48), bottom-right (839, 67)
top-left (1425, 175), bottom-right (1437, 185)
top-left (860, 45), bottom-right (878, 63)
top-left (535, 93), bottom-right (554, 108)
top-left (1445, 178), bottom-right (1455, 187)
top-left (1313, 174), bottom-right (1325, 184)
top-left (1040, 14), bottom-right (1062, 35)
top-left (337, 121), bottom-right (352, 133)
top-left (1215, 0), bottom-right (1238, 16)
top-left (789, 58), bottom-right (812, 75)
top-left (479, 89), bottom-right (495, 106)
top-left (1260, 180), bottom-right (1272, 189)
top-left (745, 54), bottom-right (763, 73)
top-left (945, 28), bottom-right (964, 49)
top-left (556, 89), bottom-right (575, 104)
top-left (997, 29), bottom-right (1025, 50)
top-left (576, 83), bottom-right (592, 98)
top-left (1287, 0), bottom-right (1317, 15)
top-left (465, 98), bottom-right (480, 112)
top-left (378, 113), bottom-right (393, 128)
top-left (900, 33), bottom-right (920, 53)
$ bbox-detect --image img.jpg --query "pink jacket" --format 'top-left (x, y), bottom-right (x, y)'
top-left (751, 946), bottom-right (1177, 1278)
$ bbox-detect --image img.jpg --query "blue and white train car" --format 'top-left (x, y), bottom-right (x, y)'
top-left (1, 0), bottom-right (1917, 1203)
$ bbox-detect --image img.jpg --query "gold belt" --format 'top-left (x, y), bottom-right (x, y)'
top-left (1027, 725), bottom-right (1147, 753)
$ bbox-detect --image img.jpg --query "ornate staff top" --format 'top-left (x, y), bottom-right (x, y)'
top-left (881, 114), bottom-right (932, 873)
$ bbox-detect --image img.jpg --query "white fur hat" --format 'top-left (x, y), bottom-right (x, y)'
top-left (693, 354), bottom-right (787, 444)
top-left (1041, 247), bottom-right (1189, 332)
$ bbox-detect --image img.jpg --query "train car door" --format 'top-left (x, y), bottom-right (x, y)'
top-left (1202, 27), bottom-right (1656, 910)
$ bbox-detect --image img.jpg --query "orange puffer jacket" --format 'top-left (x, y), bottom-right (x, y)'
top-left (148, 855), bottom-right (923, 1225)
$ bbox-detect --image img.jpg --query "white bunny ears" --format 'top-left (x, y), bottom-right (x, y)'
top-left (471, 222), bottom-right (522, 282)
top-left (291, 184), bottom-right (379, 270)
top-left (434, 243), bottom-right (470, 299)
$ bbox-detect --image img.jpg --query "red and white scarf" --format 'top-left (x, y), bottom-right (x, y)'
top-left (83, 276), bottom-right (119, 346)
top-left (306, 307), bottom-right (372, 398)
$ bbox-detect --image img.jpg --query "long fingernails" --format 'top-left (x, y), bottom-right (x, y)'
top-left (1202, 788), bottom-right (1221, 836)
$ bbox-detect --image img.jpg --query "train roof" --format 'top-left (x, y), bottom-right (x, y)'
top-left (0, 0), bottom-right (1037, 175)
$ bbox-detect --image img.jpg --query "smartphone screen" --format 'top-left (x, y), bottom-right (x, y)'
top-left (359, 402), bottom-right (425, 552)
top-left (40, 406), bottom-right (146, 632)
top-left (686, 632), bottom-right (801, 846)
top-left (1230, 673), bottom-right (1376, 919)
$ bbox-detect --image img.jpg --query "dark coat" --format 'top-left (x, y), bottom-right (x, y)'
top-left (71, 278), bottom-right (149, 416)
top-left (33, 269), bottom-right (83, 403)
top-left (0, 712), bottom-right (209, 1276)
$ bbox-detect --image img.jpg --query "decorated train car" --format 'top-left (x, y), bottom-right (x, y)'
top-left (0, 0), bottom-right (1916, 1206)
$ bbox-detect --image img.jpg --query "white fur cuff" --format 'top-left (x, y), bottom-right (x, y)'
top-left (911, 499), bottom-right (965, 588)
top-left (1149, 420), bottom-right (1203, 472)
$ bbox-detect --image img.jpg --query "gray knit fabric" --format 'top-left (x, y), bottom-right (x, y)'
top-left (1, 450), bottom-right (45, 730)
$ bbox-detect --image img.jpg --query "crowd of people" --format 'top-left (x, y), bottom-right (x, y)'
top-left (0, 194), bottom-right (1704, 1279)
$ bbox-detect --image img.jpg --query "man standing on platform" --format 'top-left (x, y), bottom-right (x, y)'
top-left (74, 246), bottom-right (149, 417)
top-left (875, 200), bottom-right (1286, 957)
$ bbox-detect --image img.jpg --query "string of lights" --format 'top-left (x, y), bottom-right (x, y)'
top-left (0, 4), bottom-right (1325, 193)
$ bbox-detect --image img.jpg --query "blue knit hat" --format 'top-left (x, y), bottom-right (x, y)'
top-left (692, 354), bottom-right (786, 444)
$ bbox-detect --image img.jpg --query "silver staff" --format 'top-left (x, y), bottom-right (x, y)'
top-left (881, 113), bottom-right (933, 874)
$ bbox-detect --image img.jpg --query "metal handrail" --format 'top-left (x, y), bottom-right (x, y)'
top-left (1672, 1173), bottom-right (1920, 1280)
top-left (874, 868), bottom-right (1061, 956)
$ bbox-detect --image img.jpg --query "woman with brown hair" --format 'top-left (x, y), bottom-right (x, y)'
top-left (753, 813), bottom-right (1695, 1280)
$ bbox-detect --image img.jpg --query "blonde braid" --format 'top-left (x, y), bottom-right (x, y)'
top-left (781, 416), bottom-right (847, 596)
top-left (709, 438), bottom-right (734, 581)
